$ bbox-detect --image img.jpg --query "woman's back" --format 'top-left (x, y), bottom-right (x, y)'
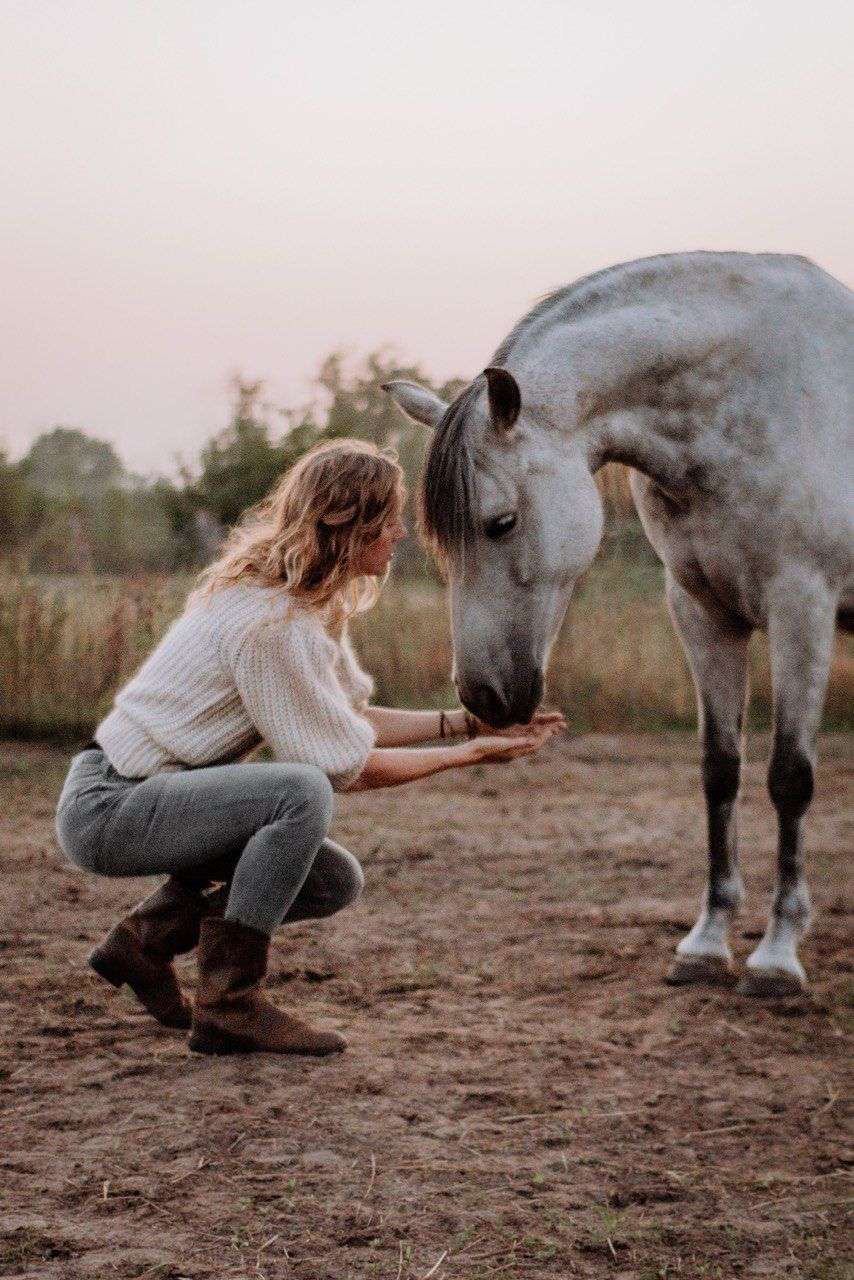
top-left (96, 582), bottom-right (375, 787)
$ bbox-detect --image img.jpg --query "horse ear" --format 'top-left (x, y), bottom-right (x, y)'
top-left (483, 366), bottom-right (521, 434)
top-left (382, 381), bottom-right (448, 430)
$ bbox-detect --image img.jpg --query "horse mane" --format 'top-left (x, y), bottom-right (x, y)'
top-left (491, 250), bottom-right (781, 365)
top-left (491, 254), bottom-right (710, 365)
top-left (419, 266), bottom-right (625, 568)
top-left (419, 379), bottom-right (485, 570)
top-left (421, 252), bottom-right (791, 567)
top-left (491, 264), bottom-right (625, 365)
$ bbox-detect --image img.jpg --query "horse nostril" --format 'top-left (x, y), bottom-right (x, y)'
top-left (468, 681), bottom-right (510, 727)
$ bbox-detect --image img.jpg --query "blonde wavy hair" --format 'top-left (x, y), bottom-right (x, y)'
top-left (188, 439), bottom-right (406, 633)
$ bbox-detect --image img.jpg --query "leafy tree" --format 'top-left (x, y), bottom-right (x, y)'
top-left (187, 378), bottom-right (324, 528)
top-left (0, 448), bottom-right (23, 546)
top-left (0, 447), bottom-right (49, 560)
top-left (89, 487), bottom-right (179, 573)
top-left (21, 426), bottom-right (125, 500)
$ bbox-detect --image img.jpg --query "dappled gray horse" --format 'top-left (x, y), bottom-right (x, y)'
top-left (385, 252), bottom-right (853, 997)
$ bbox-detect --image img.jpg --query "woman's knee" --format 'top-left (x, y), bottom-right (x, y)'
top-left (271, 765), bottom-right (334, 835)
top-left (280, 842), bottom-right (364, 922)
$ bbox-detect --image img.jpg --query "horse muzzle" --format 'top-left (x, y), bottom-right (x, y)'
top-left (456, 665), bottom-right (544, 729)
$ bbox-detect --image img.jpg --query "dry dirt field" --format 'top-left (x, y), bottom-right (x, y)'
top-left (1, 734), bottom-right (851, 1280)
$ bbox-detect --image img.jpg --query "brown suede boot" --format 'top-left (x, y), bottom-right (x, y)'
top-left (88, 879), bottom-right (227, 1029)
top-left (188, 917), bottom-right (346, 1056)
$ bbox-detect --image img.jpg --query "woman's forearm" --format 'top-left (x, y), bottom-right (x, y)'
top-left (343, 743), bottom-right (471, 791)
top-left (362, 705), bottom-right (467, 747)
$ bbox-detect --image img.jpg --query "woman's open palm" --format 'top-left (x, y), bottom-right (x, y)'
top-left (473, 720), bottom-right (562, 763)
top-left (472, 708), bottom-right (567, 740)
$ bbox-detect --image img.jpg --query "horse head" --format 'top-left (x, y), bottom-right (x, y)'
top-left (384, 367), bottom-right (603, 727)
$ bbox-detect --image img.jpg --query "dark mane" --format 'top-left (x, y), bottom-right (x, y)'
top-left (419, 379), bottom-right (484, 568)
top-left (418, 266), bottom-right (625, 568)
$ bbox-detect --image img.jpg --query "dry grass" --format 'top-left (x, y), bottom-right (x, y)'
top-left (1, 557), bottom-right (851, 739)
top-left (0, 573), bottom-right (187, 738)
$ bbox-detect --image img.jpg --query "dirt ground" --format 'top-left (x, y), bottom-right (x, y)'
top-left (1, 734), bottom-right (851, 1280)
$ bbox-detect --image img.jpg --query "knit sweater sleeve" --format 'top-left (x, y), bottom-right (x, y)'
top-left (232, 617), bottom-right (376, 791)
top-left (336, 625), bottom-right (375, 710)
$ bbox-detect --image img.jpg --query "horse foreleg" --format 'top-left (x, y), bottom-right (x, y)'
top-left (737, 575), bottom-right (836, 997)
top-left (665, 577), bottom-right (749, 986)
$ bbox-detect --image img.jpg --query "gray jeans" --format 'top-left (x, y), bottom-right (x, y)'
top-left (55, 748), bottom-right (364, 935)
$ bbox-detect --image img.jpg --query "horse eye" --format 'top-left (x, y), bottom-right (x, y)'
top-left (484, 512), bottom-right (517, 540)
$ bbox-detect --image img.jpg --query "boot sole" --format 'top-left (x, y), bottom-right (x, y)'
top-left (188, 1024), bottom-right (345, 1056)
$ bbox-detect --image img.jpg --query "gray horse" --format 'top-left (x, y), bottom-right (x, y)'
top-left (385, 251), bottom-right (853, 998)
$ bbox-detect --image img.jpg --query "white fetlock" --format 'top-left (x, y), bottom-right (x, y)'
top-left (676, 918), bottom-right (733, 963)
top-left (738, 919), bottom-right (808, 997)
top-left (667, 912), bottom-right (734, 985)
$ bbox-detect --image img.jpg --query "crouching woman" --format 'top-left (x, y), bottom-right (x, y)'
top-left (55, 440), bottom-right (562, 1057)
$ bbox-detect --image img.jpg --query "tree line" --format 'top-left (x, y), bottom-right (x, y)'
top-left (0, 352), bottom-right (466, 578)
top-left (1, 349), bottom-right (635, 578)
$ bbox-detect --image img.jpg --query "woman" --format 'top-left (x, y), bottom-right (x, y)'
top-left (55, 439), bottom-right (563, 1057)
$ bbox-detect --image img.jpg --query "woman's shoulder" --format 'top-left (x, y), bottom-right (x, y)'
top-left (191, 580), bottom-right (295, 620)
top-left (200, 582), bottom-right (333, 661)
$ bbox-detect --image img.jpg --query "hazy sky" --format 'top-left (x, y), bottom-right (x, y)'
top-left (2, 0), bottom-right (852, 476)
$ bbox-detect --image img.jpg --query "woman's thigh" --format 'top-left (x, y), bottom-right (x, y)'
top-left (99, 761), bottom-right (334, 878)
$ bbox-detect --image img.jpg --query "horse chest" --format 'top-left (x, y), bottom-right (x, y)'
top-left (634, 481), bottom-right (767, 627)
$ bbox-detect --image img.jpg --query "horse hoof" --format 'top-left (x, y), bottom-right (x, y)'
top-left (736, 967), bottom-right (807, 998)
top-left (665, 955), bottom-right (733, 986)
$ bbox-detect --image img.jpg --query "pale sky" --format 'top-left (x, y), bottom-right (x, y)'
top-left (1, 0), bottom-right (852, 477)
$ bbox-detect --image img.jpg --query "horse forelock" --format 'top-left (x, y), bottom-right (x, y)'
top-left (419, 380), bottom-right (484, 569)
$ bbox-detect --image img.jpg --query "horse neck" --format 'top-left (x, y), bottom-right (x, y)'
top-left (517, 299), bottom-right (749, 496)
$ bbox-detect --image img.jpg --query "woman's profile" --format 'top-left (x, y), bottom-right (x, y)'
top-left (55, 439), bottom-right (564, 1056)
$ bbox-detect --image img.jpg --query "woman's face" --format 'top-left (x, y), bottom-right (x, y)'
top-left (352, 504), bottom-right (408, 577)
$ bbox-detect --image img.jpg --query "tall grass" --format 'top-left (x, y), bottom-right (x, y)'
top-left (0, 573), bottom-right (188, 739)
top-left (355, 555), bottom-right (853, 733)
top-left (0, 559), bottom-right (851, 740)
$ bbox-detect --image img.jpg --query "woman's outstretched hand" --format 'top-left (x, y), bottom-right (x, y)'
top-left (469, 717), bottom-right (564, 764)
top-left (348, 711), bottom-right (564, 790)
top-left (468, 708), bottom-right (567, 740)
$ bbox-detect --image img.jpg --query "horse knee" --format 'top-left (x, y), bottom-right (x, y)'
top-left (702, 748), bottom-right (740, 807)
top-left (768, 743), bottom-right (814, 815)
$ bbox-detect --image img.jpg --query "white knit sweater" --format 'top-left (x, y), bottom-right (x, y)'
top-left (95, 583), bottom-right (377, 790)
